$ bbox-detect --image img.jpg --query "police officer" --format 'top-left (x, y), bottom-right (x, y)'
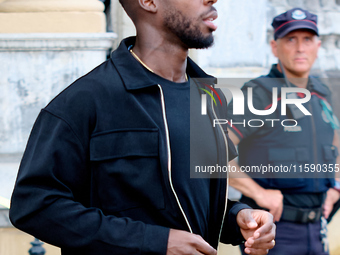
top-left (227, 8), bottom-right (340, 255)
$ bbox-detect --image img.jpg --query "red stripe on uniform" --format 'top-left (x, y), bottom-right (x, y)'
top-left (264, 98), bottom-right (282, 110)
top-left (275, 20), bottom-right (317, 32)
top-left (311, 92), bottom-right (326, 101)
top-left (228, 124), bottom-right (244, 139)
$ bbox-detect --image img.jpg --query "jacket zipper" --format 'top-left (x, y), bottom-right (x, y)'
top-left (158, 84), bottom-right (193, 234)
top-left (211, 98), bottom-right (229, 244)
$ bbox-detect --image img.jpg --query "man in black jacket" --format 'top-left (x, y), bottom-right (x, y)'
top-left (9, 0), bottom-right (275, 254)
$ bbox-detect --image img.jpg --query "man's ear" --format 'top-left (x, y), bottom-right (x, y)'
top-left (138, 0), bottom-right (158, 13)
top-left (315, 37), bottom-right (321, 58)
top-left (270, 39), bottom-right (278, 58)
top-left (317, 38), bottom-right (321, 49)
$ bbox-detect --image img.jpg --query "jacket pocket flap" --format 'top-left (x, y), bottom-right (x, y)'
top-left (323, 145), bottom-right (338, 160)
top-left (268, 148), bottom-right (296, 161)
top-left (90, 129), bottom-right (159, 161)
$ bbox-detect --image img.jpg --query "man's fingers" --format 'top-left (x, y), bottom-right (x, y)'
top-left (167, 229), bottom-right (217, 255)
top-left (239, 209), bottom-right (276, 254)
top-left (244, 240), bottom-right (275, 255)
top-left (195, 250), bottom-right (216, 255)
top-left (276, 202), bottom-right (283, 222)
top-left (238, 209), bottom-right (259, 230)
top-left (323, 202), bottom-right (333, 219)
top-left (195, 251), bottom-right (206, 255)
top-left (278, 209), bottom-right (283, 221)
top-left (269, 202), bottom-right (283, 222)
top-left (194, 235), bottom-right (217, 255)
top-left (245, 235), bottom-right (275, 249)
top-left (253, 224), bottom-right (275, 242)
top-left (247, 239), bottom-right (275, 252)
top-left (244, 247), bottom-right (270, 255)
top-left (268, 208), bottom-right (279, 222)
top-left (196, 245), bottom-right (217, 255)
top-left (253, 216), bottom-right (275, 238)
top-left (323, 206), bottom-right (331, 219)
top-left (273, 208), bottom-right (282, 222)
top-left (247, 218), bottom-right (258, 229)
top-left (245, 224), bottom-right (275, 251)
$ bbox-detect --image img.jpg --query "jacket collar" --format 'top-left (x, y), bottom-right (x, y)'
top-left (269, 64), bottom-right (329, 97)
top-left (110, 37), bottom-right (213, 90)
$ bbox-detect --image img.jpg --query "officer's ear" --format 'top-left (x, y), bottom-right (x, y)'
top-left (270, 39), bottom-right (278, 58)
top-left (138, 0), bottom-right (158, 13)
top-left (316, 37), bottom-right (321, 50)
top-left (315, 37), bottom-right (321, 58)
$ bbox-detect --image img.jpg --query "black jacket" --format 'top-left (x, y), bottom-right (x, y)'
top-left (10, 37), bottom-right (248, 255)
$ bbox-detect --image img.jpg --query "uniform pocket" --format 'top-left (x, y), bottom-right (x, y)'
top-left (322, 145), bottom-right (338, 162)
top-left (268, 147), bottom-right (307, 189)
top-left (90, 129), bottom-right (165, 214)
top-left (322, 144), bottom-right (337, 180)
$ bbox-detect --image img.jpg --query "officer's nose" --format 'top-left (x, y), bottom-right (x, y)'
top-left (296, 39), bottom-right (306, 53)
top-left (204, 0), bottom-right (218, 5)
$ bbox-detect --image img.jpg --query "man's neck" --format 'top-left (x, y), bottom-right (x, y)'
top-left (132, 35), bottom-right (189, 83)
top-left (277, 63), bottom-right (309, 88)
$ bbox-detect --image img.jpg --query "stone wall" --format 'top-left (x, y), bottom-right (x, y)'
top-left (0, 0), bottom-right (116, 212)
top-left (109, 0), bottom-right (135, 48)
top-left (194, 0), bottom-right (340, 78)
top-left (0, 0), bottom-right (106, 33)
top-left (0, 33), bottom-right (116, 154)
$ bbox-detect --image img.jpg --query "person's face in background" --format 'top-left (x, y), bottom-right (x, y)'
top-left (271, 29), bottom-right (321, 79)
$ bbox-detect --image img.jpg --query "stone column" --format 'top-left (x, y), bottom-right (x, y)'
top-left (110, 0), bottom-right (135, 48)
top-left (0, 0), bottom-right (116, 215)
top-left (0, 0), bottom-right (106, 33)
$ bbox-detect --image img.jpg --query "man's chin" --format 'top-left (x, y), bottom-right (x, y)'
top-left (187, 36), bottom-right (214, 49)
top-left (293, 65), bottom-right (311, 75)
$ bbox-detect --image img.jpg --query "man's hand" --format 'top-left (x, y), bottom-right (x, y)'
top-left (166, 229), bottom-right (217, 255)
top-left (254, 189), bottom-right (283, 222)
top-left (323, 188), bottom-right (340, 219)
top-left (237, 209), bottom-right (276, 255)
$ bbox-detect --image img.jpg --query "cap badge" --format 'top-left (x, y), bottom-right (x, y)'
top-left (292, 10), bottom-right (307, 20)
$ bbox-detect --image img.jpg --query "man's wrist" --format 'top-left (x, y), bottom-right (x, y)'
top-left (334, 180), bottom-right (340, 193)
top-left (253, 187), bottom-right (266, 204)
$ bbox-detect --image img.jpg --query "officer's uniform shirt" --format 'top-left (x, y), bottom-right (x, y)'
top-left (227, 64), bottom-right (334, 209)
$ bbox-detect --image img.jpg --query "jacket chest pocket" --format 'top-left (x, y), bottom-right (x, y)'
top-left (90, 129), bottom-right (165, 214)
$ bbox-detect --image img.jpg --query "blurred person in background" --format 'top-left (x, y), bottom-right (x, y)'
top-left (227, 7), bottom-right (340, 255)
